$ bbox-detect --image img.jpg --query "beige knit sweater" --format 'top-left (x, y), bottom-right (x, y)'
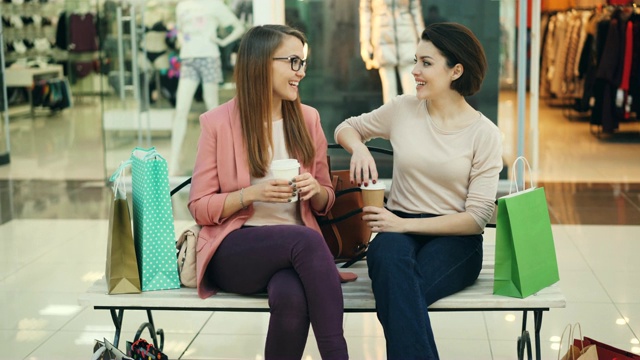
top-left (335, 95), bottom-right (503, 229)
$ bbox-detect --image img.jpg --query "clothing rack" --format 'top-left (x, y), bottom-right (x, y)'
top-left (540, 4), bottom-right (640, 139)
top-left (62, 0), bottom-right (103, 97)
top-left (0, 1), bottom-right (67, 64)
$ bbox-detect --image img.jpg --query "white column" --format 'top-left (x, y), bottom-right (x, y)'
top-left (252, 0), bottom-right (285, 25)
top-left (529, 0), bottom-right (541, 185)
top-left (516, 0), bottom-right (527, 189)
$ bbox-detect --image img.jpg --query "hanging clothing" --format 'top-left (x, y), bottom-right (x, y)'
top-left (359, 0), bottom-right (424, 69)
top-left (31, 78), bottom-right (72, 111)
top-left (68, 13), bottom-right (98, 52)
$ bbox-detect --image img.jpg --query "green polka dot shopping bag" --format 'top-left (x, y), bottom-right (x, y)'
top-left (130, 147), bottom-right (180, 291)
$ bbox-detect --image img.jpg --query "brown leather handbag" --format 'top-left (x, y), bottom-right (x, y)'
top-left (317, 169), bottom-right (372, 263)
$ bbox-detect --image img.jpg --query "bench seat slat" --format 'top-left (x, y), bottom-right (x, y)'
top-left (79, 261), bottom-right (565, 313)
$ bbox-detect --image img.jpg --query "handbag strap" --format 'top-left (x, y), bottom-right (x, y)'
top-left (170, 177), bottom-right (192, 196)
top-left (317, 187), bottom-right (364, 226)
top-left (509, 156), bottom-right (534, 194)
top-left (317, 207), bottom-right (364, 226)
top-left (133, 321), bottom-right (164, 352)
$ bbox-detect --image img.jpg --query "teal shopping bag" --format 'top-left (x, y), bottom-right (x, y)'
top-left (130, 147), bottom-right (180, 291)
top-left (493, 158), bottom-right (560, 298)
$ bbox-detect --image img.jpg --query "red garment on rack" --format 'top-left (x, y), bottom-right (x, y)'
top-left (620, 20), bottom-right (633, 118)
top-left (68, 13), bottom-right (97, 52)
top-left (608, 0), bottom-right (632, 5)
top-left (621, 21), bottom-right (633, 91)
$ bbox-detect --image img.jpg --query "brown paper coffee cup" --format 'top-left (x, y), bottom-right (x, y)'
top-left (361, 182), bottom-right (386, 208)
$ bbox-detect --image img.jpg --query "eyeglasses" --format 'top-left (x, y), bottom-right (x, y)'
top-left (272, 56), bottom-right (307, 71)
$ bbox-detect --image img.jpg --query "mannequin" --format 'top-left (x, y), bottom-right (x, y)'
top-left (171, 0), bottom-right (244, 175)
top-left (359, 0), bottom-right (424, 104)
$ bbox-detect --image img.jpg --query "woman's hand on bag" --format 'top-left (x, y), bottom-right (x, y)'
top-left (249, 180), bottom-right (296, 203)
top-left (350, 147), bottom-right (378, 186)
top-left (293, 172), bottom-right (321, 201)
top-left (362, 206), bottom-right (404, 233)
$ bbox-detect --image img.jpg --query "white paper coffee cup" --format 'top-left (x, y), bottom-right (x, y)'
top-left (271, 159), bottom-right (300, 202)
top-left (361, 181), bottom-right (386, 209)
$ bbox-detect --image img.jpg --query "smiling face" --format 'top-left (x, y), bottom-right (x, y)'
top-left (412, 40), bottom-right (463, 100)
top-left (271, 35), bottom-right (307, 105)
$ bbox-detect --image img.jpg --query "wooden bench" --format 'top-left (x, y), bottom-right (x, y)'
top-left (85, 145), bottom-right (564, 358)
top-left (78, 239), bottom-right (565, 360)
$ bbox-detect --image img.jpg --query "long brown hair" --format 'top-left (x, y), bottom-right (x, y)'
top-left (235, 24), bottom-right (315, 178)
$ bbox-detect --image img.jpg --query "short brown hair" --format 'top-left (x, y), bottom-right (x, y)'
top-left (421, 23), bottom-right (487, 96)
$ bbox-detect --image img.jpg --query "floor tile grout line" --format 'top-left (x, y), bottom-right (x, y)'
top-left (178, 311), bottom-right (215, 359)
top-left (621, 192), bottom-right (640, 213)
top-left (562, 226), bottom-right (640, 343)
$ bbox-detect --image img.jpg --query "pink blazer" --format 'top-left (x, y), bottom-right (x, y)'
top-left (188, 98), bottom-right (336, 299)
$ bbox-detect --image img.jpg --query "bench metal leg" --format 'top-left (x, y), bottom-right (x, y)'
top-left (520, 310), bottom-right (544, 360)
top-left (106, 308), bottom-right (163, 351)
top-left (145, 309), bottom-right (163, 350)
top-left (534, 310), bottom-right (543, 360)
top-left (109, 308), bottom-right (125, 348)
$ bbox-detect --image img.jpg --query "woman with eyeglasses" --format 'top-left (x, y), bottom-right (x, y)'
top-left (188, 24), bottom-right (349, 359)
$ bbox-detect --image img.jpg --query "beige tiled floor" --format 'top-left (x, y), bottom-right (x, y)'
top-left (0, 91), bottom-right (639, 359)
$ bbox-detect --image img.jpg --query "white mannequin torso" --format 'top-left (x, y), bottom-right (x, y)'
top-left (176, 0), bottom-right (239, 59)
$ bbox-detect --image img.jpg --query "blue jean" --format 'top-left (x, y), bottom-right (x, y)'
top-left (205, 225), bottom-right (348, 360)
top-left (367, 212), bottom-right (483, 360)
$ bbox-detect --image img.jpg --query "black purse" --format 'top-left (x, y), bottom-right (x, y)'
top-left (126, 322), bottom-right (167, 360)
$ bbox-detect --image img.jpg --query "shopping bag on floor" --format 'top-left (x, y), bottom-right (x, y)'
top-left (130, 147), bottom-right (180, 291)
top-left (558, 323), bottom-right (598, 360)
top-left (582, 336), bottom-right (640, 360)
top-left (105, 162), bottom-right (141, 294)
top-left (493, 157), bottom-right (560, 298)
top-left (126, 322), bottom-right (167, 360)
top-left (92, 338), bottom-right (133, 360)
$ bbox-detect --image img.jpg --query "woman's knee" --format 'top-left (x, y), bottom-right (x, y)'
top-left (367, 233), bottom-right (413, 266)
top-left (287, 226), bottom-right (333, 259)
top-left (268, 270), bottom-right (308, 315)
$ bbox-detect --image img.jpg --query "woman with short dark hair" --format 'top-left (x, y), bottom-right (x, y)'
top-left (335, 22), bottom-right (503, 359)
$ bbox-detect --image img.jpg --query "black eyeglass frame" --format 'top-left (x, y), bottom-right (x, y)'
top-left (272, 56), bottom-right (307, 71)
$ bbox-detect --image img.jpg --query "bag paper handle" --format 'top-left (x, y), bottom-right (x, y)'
top-left (131, 146), bottom-right (165, 161)
top-left (509, 156), bottom-right (534, 194)
top-left (557, 323), bottom-right (583, 360)
top-left (109, 160), bottom-right (131, 183)
top-left (91, 343), bottom-right (106, 360)
top-left (572, 323), bottom-right (584, 355)
top-left (109, 161), bottom-right (130, 199)
top-left (557, 324), bottom-right (572, 360)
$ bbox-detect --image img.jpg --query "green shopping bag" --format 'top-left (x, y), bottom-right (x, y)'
top-left (493, 157), bottom-right (560, 298)
top-left (130, 147), bottom-right (180, 291)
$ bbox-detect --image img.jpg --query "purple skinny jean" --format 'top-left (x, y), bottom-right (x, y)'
top-left (205, 225), bottom-right (348, 360)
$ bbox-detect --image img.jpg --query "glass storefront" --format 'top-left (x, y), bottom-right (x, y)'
top-left (0, 18), bottom-right (10, 166)
top-left (101, 0), bottom-right (250, 179)
top-left (97, 0), bottom-right (506, 181)
top-left (284, 0), bottom-right (502, 175)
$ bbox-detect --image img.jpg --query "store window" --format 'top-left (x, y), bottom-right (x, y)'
top-left (284, 0), bottom-right (501, 174)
